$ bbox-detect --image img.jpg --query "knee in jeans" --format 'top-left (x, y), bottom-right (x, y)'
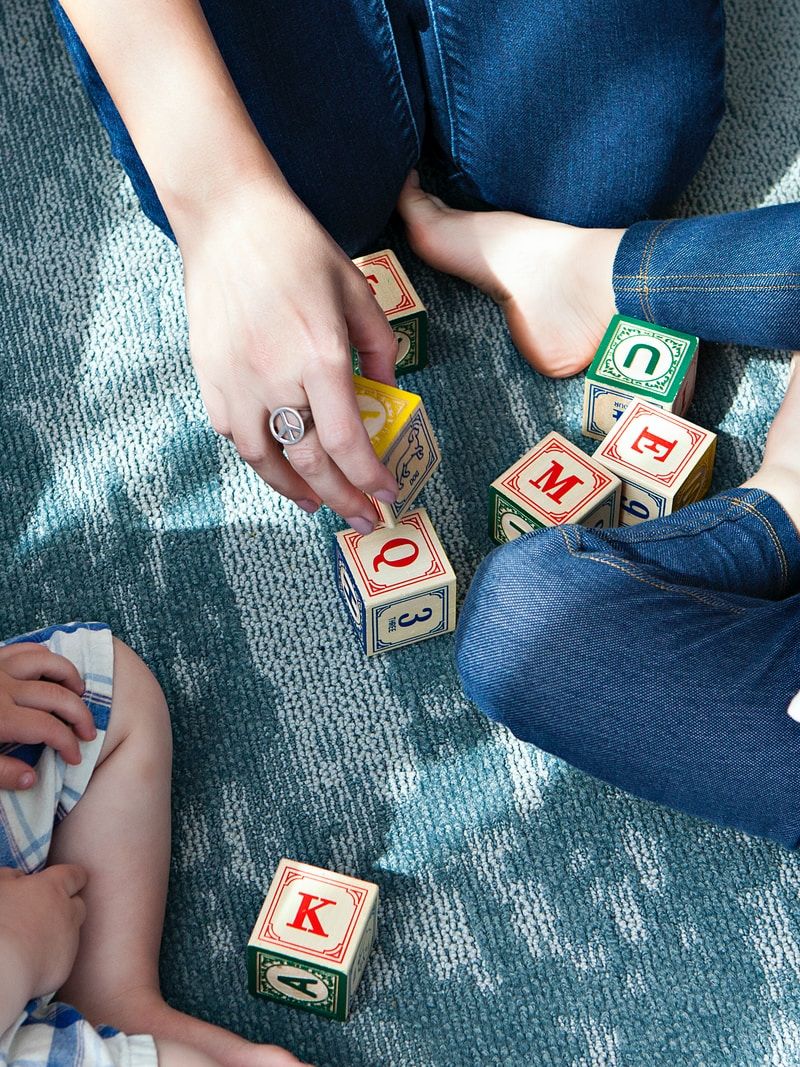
top-left (455, 530), bottom-right (599, 732)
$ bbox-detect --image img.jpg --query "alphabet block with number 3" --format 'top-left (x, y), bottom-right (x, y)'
top-left (334, 507), bottom-right (456, 655)
top-left (489, 431), bottom-right (622, 545)
top-left (248, 858), bottom-right (379, 1021)
top-left (354, 374), bottom-right (441, 525)
top-left (594, 399), bottom-right (717, 526)
top-left (352, 248), bottom-right (428, 376)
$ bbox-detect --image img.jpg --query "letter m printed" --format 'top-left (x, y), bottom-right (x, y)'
top-left (530, 460), bottom-right (585, 504)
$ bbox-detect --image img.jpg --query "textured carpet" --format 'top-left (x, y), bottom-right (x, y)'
top-left (3, 2), bottom-right (800, 1065)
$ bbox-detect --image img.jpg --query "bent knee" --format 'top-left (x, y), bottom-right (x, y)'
top-left (107, 638), bottom-right (171, 753)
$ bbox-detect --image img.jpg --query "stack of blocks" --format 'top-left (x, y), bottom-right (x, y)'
top-left (248, 859), bottom-right (379, 1021)
top-left (490, 314), bottom-right (716, 542)
top-left (352, 249), bottom-right (428, 376)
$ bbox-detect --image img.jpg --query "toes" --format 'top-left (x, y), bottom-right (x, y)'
top-left (396, 173), bottom-right (450, 227)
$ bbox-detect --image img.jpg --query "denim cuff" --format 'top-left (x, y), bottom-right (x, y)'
top-left (721, 487), bottom-right (800, 595)
top-left (612, 204), bottom-right (800, 350)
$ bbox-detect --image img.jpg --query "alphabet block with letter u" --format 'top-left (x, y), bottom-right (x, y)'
top-left (248, 858), bottom-right (379, 1021)
top-left (334, 507), bottom-right (457, 655)
top-left (582, 314), bottom-right (699, 441)
top-left (489, 431), bottom-right (622, 545)
top-left (594, 399), bottom-right (717, 526)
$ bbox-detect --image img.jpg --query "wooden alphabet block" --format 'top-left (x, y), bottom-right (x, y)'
top-left (248, 858), bottom-right (379, 1021)
top-left (582, 314), bottom-right (699, 440)
top-left (334, 507), bottom-right (456, 655)
top-left (352, 249), bottom-right (428, 376)
top-left (594, 399), bottom-right (717, 526)
top-left (354, 373), bottom-right (441, 525)
top-left (489, 432), bottom-right (622, 545)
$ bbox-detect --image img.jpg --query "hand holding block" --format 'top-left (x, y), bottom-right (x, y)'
top-left (354, 374), bottom-right (441, 524)
top-left (353, 249), bottom-right (428, 376)
top-left (489, 432), bottom-right (622, 545)
top-left (582, 314), bottom-right (699, 440)
top-left (594, 399), bottom-right (717, 526)
top-left (248, 858), bottom-right (379, 1021)
top-left (334, 507), bottom-right (456, 655)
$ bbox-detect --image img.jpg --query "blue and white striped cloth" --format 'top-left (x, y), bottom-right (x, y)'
top-left (0, 622), bottom-right (157, 1067)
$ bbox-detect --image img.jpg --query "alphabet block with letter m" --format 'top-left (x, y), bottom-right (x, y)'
top-left (248, 859), bottom-right (379, 1021)
top-left (582, 314), bottom-right (699, 440)
top-left (594, 399), bottom-right (717, 526)
top-left (352, 248), bottom-right (428, 376)
top-left (489, 432), bottom-right (622, 545)
top-left (354, 374), bottom-right (441, 525)
top-left (334, 507), bottom-right (456, 655)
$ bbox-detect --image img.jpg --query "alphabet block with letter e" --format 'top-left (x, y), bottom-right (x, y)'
top-left (594, 399), bottom-right (717, 526)
top-left (334, 506), bottom-right (456, 655)
top-left (582, 314), bottom-right (699, 440)
top-left (352, 248), bottom-right (428, 376)
top-left (248, 858), bottom-right (379, 1021)
top-left (354, 373), bottom-right (441, 525)
top-left (489, 431), bottom-right (622, 545)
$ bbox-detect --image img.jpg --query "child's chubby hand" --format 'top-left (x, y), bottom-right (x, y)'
top-left (0, 865), bottom-right (88, 1000)
top-left (0, 643), bottom-right (97, 791)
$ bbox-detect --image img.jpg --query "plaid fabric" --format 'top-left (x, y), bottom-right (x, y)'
top-left (0, 623), bottom-right (157, 1067)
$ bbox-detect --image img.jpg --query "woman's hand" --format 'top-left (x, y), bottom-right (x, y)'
top-left (175, 177), bottom-right (400, 531)
top-left (0, 643), bottom-right (96, 791)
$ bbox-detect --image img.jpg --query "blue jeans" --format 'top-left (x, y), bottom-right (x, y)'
top-left (456, 489), bottom-right (800, 848)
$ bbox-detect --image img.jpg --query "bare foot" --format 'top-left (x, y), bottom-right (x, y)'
top-left (743, 353), bottom-right (800, 531)
top-left (396, 171), bottom-right (623, 378)
top-left (83, 987), bottom-right (311, 1067)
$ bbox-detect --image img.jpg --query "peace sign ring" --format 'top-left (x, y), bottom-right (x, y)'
top-left (269, 406), bottom-right (314, 446)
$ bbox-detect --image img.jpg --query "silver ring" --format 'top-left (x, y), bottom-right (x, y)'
top-left (269, 406), bottom-right (313, 446)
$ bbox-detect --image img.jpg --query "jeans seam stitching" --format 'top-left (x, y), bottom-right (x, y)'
top-left (634, 224), bottom-right (663, 320)
top-left (615, 283), bottom-right (800, 293)
top-left (423, 0), bottom-right (457, 163)
top-left (376, 0), bottom-right (422, 159)
top-left (727, 495), bottom-right (789, 592)
top-left (641, 220), bottom-right (673, 321)
top-left (614, 271), bottom-right (800, 280)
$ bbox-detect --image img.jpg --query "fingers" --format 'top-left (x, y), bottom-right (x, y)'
top-left (1, 706), bottom-right (83, 765)
top-left (345, 272), bottom-right (398, 387)
top-left (230, 402), bottom-right (322, 512)
top-left (0, 754), bottom-right (37, 791)
top-left (44, 863), bottom-right (89, 900)
top-left (14, 680), bottom-right (96, 742)
top-left (0, 646), bottom-right (85, 696)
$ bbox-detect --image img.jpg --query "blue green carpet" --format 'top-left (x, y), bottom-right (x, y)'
top-left (3, 1), bottom-right (800, 1064)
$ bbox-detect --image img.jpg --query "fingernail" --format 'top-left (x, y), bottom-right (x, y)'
top-left (409, 168), bottom-right (420, 188)
top-left (296, 499), bottom-right (320, 514)
top-left (374, 489), bottom-right (398, 505)
top-left (347, 516), bottom-right (374, 535)
top-left (19, 772), bottom-right (34, 789)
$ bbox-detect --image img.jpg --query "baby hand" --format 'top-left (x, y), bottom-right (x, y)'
top-left (0, 643), bottom-right (97, 790)
top-left (0, 865), bottom-right (87, 1001)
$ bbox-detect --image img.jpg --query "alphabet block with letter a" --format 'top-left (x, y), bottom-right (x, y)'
top-left (354, 374), bottom-right (441, 525)
top-left (594, 399), bottom-right (717, 526)
top-left (352, 248), bottom-right (428, 376)
top-left (582, 314), bottom-right (699, 440)
top-left (334, 507), bottom-right (456, 655)
top-left (248, 858), bottom-right (379, 1021)
top-left (489, 431), bottom-right (622, 545)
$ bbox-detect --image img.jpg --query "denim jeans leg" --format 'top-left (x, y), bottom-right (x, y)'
top-left (48, 0), bottom-right (427, 254)
top-left (455, 489), bottom-right (800, 847)
top-left (613, 204), bottom-right (800, 349)
top-left (418, 0), bottom-right (725, 226)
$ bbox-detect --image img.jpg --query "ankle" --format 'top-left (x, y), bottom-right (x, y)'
top-left (572, 226), bottom-right (624, 325)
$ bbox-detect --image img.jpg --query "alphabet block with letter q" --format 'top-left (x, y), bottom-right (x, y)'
top-left (489, 431), bottom-right (622, 546)
top-left (594, 399), bottom-right (717, 526)
top-left (352, 248), bottom-right (428, 376)
top-left (582, 314), bottom-right (698, 440)
top-left (334, 507), bottom-right (456, 656)
top-left (354, 374), bottom-right (441, 525)
top-left (248, 858), bottom-right (379, 1021)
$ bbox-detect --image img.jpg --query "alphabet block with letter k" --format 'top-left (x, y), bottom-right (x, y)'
top-left (582, 314), bottom-right (699, 440)
top-left (334, 506), bottom-right (456, 655)
top-left (594, 399), bottom-right (717, 526)
top-left (248, 858), bottom-right (379, 1021)
top-left (489, 431), bottom-right (622, 545)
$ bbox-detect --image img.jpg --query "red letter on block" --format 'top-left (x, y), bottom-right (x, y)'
top-left (530, 461), bottom-right (584, 504)
top-left (287, 893), bottom-right (337, 937)
top-left (631, 426), bottom-right (677, 463)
